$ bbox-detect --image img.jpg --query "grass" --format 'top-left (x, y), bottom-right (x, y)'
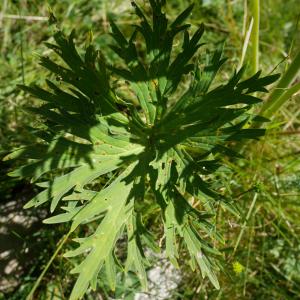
top-left (0, 0), bottom-right (300, 299)
top-left (250, 0), bottom-right (260, 74)
top-left (260, 48), bottom-right (300, 118)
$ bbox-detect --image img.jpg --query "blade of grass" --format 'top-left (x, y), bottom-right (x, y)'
top-left (239, 17), bottom-right (254, 69)
top-left (1, 14), bottom-right (47, 21)
top-left (0, 0), bottom-right (9, 54)
top-left (26, 229), bottom-right (72, 300)
top-left (260, 219), bottom-right (266, 283)
top-left (0, 0), bottom-right (8, 27)
top-left (243, 224), bottom-right (254, 296)
top-left (233, 192), bottom-right (258, 254)
top-left (17, 6), bottom-right (25, 85)
top-left (251, 0), bottom-right (260, 74)
top-left (263, 82), bottom-right (300, 119)
top-left (260, 49), bottom-right (300, 118)
top-left (242, 0), bottom-right (248, 37)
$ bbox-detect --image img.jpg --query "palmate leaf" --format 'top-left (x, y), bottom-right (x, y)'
top-left (5, 1), bottom-right (279, 299)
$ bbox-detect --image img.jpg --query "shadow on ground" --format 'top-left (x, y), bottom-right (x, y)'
top-left (0, 181), bottom-right (46, 293)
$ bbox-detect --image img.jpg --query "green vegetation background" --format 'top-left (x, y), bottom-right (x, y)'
top-left (0, 0), bottom-right (300, 299)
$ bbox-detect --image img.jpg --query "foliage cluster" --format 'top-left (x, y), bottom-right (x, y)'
top-left (1, 0), bottom-right (300, 299)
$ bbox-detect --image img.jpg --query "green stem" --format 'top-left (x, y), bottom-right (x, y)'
top-left (233, 193), bottom-right (258, 254)
top-left (260, 49), bottom-right (300, 117)
top-left (243, 224), bottom-right (254, 296)
top-left (26, 229), bottom-right (72, 300)
top-left (262, 81), bottom-right (300, 118)
top-left (251, 0), bottom-right (260, 74)
top-left (17, 6), bottom-right (25, 85)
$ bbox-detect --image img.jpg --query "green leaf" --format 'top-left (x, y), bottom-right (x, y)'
top-left (125, 213), bottom-right (148, 290)
top-left (65, 167), bottom-right (135, 300)
top-left (8, 1), bottom-right (279, 298)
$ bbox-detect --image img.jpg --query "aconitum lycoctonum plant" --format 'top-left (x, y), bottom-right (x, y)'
top-left (5, 1), bottom-right (279, 299)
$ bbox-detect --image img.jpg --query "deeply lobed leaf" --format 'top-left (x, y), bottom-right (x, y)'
top-left (6, 1), bottom-right (279, 298)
